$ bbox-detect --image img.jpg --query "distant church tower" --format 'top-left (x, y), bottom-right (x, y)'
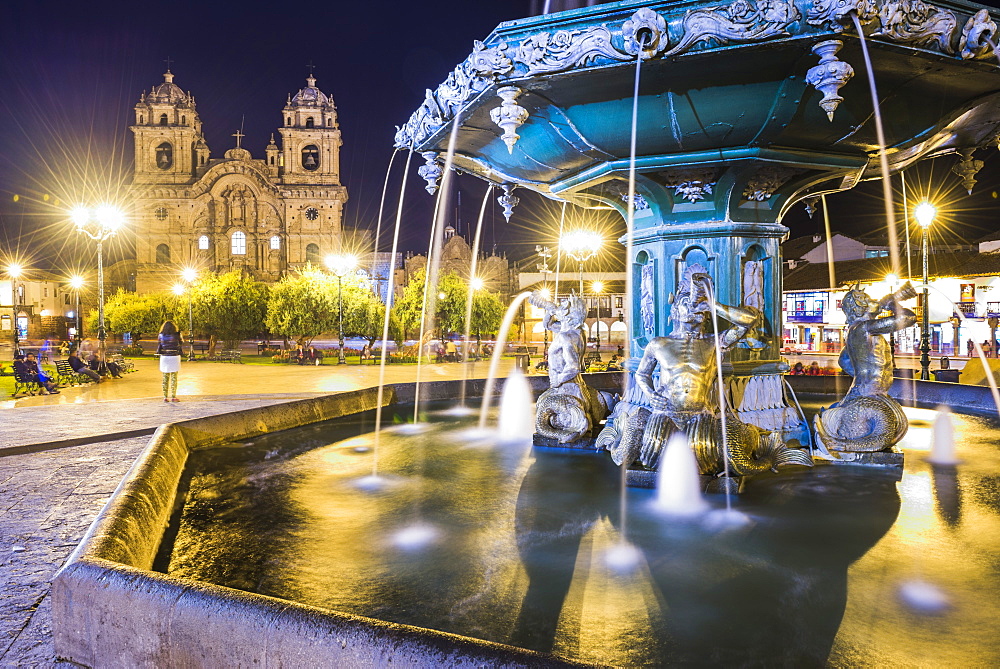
top-left (128, 68), bottom-right (348, 293)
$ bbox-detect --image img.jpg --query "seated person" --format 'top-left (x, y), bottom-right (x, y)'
top-left (68, 349), bottom-right (101, 383)
top-left (605, 354), bottom-right (624, 371)
top-left (294, 345), bottom-right (307, 365)
top-left (308, 346), bottom-right (323, 364)
top-left (15, 353), bottom-right (59, 394)
top-left (88, 353), bottom-right (123, 378)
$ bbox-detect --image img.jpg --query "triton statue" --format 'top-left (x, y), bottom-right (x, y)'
top-left (815, 282), bottom-right (917, 453)
top-left (529, 290), bottom-right (612, 443)
top-left (601, 267), bottom-right (812, 476)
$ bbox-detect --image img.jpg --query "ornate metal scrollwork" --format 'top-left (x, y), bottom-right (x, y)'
top-left (665, 0), bottom-right (801, 57)
top-left (663, 167), bottom-right (719, 203)
top-left (873, 0), bottom-right (958, 53)
top-left (511, 26), bottom-right (632, 75)
top-left (622, 7), bottom-right (669, 58)
top-left (806, 0), bottom-right (879, 32)
top-left (498, 184), bottom-right (520, 222)
top-left (801, 195), bottom-right (821, 218)
top-left (952, 148), bottom-right (984, 194)
top-left (806, 40), bottom-right (854, 122)
top-left (489, 86), bottom-right (529, 154)
top-left (621, 192), bottom-right (650, 211)
top-left (417, 152), bottom-right (443, 195)
top-left (960, 9), bottom-right (998, 60)
top-left (742, 165), bottom-right (803, 201)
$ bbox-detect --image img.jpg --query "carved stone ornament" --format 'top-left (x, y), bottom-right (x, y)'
top-left (960, 9), bottom-right (998, 60)
top-left (511, 26), bottom-right (632, 76)
top-left (621, 192), bottom-right (650, 211)
top-left (665, 0), bottom-right (802, 57)
top-left (873, 0), bottom-right (957, 53)
top-left (498, 184), bottom-right (520, 222)
top-left (806, 0), bottom-right (879, 33)
top-left (952, 148), bottom-right (984, 194)
top-left (622, 7), bottom-right (669, 58)
top-left (417, 152), bottom-right (443, 195)
top-left (742, 165), bottom-right (802, 201)
top-left (489, 86), bottom-right (529, 154)
top-left (395, 40), bottom-right (513, 148)
top-left (802, 195), bottom-right (821, 218)
top-left (663, 167), bottom-right (719, 203)
top-left (805, 40), bottom-right (855, 122)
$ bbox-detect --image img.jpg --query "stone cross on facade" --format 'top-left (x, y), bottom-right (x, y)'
top-left (163, 56), bottom-right (173, 71)
top-left (231, 129), bottom-right (245, 148)
top-left (306, 60), bottom-right (316, 76)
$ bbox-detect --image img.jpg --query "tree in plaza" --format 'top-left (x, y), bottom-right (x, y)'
top-left (470, 287), bottom-right (504, 343)
top-left (391, 268), bottom-right (429, 340)
top-left (265, 268), bottom-right (337, 347)
top-left (94, 289), bottom-right (181, 342)
top-left (191, 270), bottom-right (269, 351)
top-left (339, 273), bottom-right (391, 346)
top-left (391, 269), bottom-right (504, 344)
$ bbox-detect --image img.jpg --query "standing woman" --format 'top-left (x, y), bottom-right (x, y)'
top-left (157, 320), bottom-right (182, 403)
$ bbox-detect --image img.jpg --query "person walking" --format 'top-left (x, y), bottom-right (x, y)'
top-left (156, 320), bottom-right (182, 403)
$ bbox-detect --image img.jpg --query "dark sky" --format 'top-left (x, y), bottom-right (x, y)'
top-left (2, 0), bottom-right (1000, 275)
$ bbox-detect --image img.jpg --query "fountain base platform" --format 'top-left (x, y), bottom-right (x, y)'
top-left (827, 450), bottom-right (905, 467)
top-left (532, 433), bottom-right (597, 449)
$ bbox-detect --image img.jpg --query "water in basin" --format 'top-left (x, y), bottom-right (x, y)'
top-left (160, 405), bottom-right (1000, 666)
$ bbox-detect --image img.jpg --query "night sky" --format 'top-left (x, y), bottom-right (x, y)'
top-left (2, 0), bottom-right (1000, 276)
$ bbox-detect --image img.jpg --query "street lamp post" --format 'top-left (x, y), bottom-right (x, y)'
top-left (560, 230), bottom-right (601, 296)
top-left (7, 264), bottom-right (23, 354)
top-left (915, 201), bottom-right (935, 380)
top-left (69, 275), bottom-right (85, 348)
top-left (592, 280), bottom-right (605, 355)
top-left (325, 254), bottom-right (358, 364)
top-left (885, 273), bottom-right (898, 363)
top-left (71, 205), bottom-right (125, 367)
top-left (536, 245), bottom-right (553, 355)
top-left (182, 268), bottom-right (197, 361)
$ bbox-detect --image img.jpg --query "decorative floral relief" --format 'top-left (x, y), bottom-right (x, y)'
top-left (806, 0), bottom-right (879, 32)
top-left (620, 192), bottom-right (650, 210)
top-left (665, 0), bottom-right (801, 57)
top-left (742, 165), bottom-right (803, 201)
top-left (873, 0), bottom-right (957, 53)
top-left (622, 7), bottom-right (670, 58)
top-left (663, 167), bottom-right (719, 203)
top-left (512, 26), bottom-right (632, 75)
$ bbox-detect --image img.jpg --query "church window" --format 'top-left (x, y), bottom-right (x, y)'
top-left (154, 206), bottom-right (168, 221)
top-left (270, 235), bottom-right (281, 250)
top-left (306, 117), bottom-right (314, 128)
top-left (156, 142), bottom-right (173, 170)
top-left (231, 231), bottom-right (247, 255)
top-left (269, 156), bottom-right (275, 166)
top-left (159, 113), bottom-right (168, 125)
top-left (286, 116), bottom-right (291, 126)
top-left (326, 118), bottom-right (331, 127)
top-left (181, 115), bottom-right (186, 125)
top-left (306, 243), bottom-right (320, 264)
top-left (302, 145), bottom-right (319, 171)
top-left (198, 235), bottom-right (210, 250)
top-left (156, 244), bottom-right (171, 264)
top-left (140, 115), bottom-right (144, 124)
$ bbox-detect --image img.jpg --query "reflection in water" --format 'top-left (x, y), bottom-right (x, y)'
top-left (163, 406), bottom-right (1000, 666)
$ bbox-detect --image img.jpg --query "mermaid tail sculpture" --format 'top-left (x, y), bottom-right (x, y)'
top-left (814, 282), bottom-right (917, 453)
top-left (530, 290), bottom-right (613, 442)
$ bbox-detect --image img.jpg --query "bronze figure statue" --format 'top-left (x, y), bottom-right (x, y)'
top-left (529, 290), bottom-right (612, 443)
top-left (815, 282), bottom-right (917, 453)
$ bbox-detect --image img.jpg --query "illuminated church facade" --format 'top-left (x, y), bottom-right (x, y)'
top-left (128, 69), bottom-right (347, 292)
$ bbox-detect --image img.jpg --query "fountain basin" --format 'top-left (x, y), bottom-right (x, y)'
top-left (53, 375), bottom-right (1000, 666)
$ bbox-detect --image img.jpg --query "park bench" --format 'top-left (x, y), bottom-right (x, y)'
top-left (110, 353), bottom-right (135, 373)
top-left (218, 350), bottom-right (243, 363)
top-left (55, 360), bottom-right (94, 386)
top-left (12, 370), bottom-right (43, 397)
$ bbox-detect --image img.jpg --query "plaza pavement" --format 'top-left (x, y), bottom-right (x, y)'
top-left (0, 356), bottom-right (521, 666)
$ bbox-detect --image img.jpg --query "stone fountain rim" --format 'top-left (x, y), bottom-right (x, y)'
top-left (50, 375), bottom-right (993, 666)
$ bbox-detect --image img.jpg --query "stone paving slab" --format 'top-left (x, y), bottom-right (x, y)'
top-left (0, 435), bottom-right (150, 667)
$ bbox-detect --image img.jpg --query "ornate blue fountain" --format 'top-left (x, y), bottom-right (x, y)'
top-left (397, 0), bottom-right (1000, 469)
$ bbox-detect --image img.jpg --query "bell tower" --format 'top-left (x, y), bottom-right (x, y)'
top-left (278, 74), bottom-right (341, 185)
top-left (131, 68), bottom-right (207, 185)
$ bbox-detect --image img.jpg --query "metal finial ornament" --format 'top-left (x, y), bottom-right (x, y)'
top-left (417, 152), bottom-right (443, 195)
top-left (802, 195), bottom-right (820, 218)
top-left (953, 148), bottom-right (984, 194)
top-left (806, 40), bottom-right (854, 121)
top-left (498, 184), bottom-right (519, 222)
top-left (489, 86), bottom-right (529, 154)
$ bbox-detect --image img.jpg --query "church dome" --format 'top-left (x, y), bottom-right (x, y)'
top-left (148, 71), bottom-right (189, 105)
top-left (290, 75), bottom-right (331, 107)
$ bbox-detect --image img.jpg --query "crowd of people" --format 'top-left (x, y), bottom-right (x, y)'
top-left (789, 360), bottom-right (838, 376)
top-left (8, 344), bottom-right (124, 396)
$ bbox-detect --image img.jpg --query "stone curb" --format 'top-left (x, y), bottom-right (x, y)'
top-left (0, 428), bottom-right (159, 458)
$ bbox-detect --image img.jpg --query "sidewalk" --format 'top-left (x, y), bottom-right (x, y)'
top-left (0, 357), bottom-right (519, 454)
